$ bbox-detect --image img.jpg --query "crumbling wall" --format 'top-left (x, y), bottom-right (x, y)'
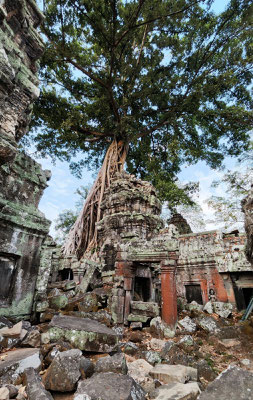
top-left (0, 0), bottom-right (44, 164)
top-left (0, 152), bottom-right (51, 319)
top-left (242, 187), bottom-right (253, 265)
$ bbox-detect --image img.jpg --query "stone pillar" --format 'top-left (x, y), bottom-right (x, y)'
top-left (161, 259), bottom-right (177, 328)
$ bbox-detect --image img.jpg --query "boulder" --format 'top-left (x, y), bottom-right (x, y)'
top-left (0, 387), bottom-right (9, 400)
top-left (150, 338), bottom-right (166, 351)
top-left (150, 382), bottom-right (200, 400)
top-left (43, 349), bottom-right (83, 392)
top-left (0, 348), bottom-right (41, 384)
top-left (95, 353), bottom-right (127, 375)
top-left (203, 301), bottom-right (213, 314)
top-left (197, 317), bottom-right (220, 333)
top-left (21, 329), bottom-right (41, 348)
top-left (0, 321), bottom-right (22, 338)
top-left (178, 316), bottom-right (197, 333)
top-left (23, 368), bottom-right (53, 400)
top-left (41, 315), bottom-right (118, 353)
top-left (49, 294), bottom-right (69, 310)
top-left (149, 364), bottom-right (197, 384)
top-left (77, 293), bottom-right (98, 312)
top-left (127, 359), bottom-right (154, 393)
top-left (143, 351), bottom-right (162, 366)
top-left (213, 302), bottom-right (233, 318)
top-left (75, 372), bottom-right (146, 400)
top-left (197, 366), bottom-right (253, 400)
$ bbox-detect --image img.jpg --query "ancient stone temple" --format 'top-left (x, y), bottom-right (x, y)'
top-left (0, 0), bottom-right (51, 320)
top-left (0, 0), bottom-right (44, 165)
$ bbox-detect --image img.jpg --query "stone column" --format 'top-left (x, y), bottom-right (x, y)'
top-left (161, 259), bottom-right (177, 328)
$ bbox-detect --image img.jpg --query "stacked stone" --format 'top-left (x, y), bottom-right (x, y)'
top-left (0, 0), bottom-right (44, 164)
top-left (97, 171), bottom-right (164, 247)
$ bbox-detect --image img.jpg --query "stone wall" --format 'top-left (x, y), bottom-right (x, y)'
top-left (0, 152), bottom-right (51, 319)
top-left (0, 0), bottom-right (44, 164)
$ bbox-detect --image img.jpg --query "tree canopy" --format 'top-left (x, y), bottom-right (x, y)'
top-left (31, 0), bottom-right (253, 206)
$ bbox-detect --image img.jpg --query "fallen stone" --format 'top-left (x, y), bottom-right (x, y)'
top-left (77, 293), bottom-right (98, 312)
top-left (178, 316), bottom-right (197, 333)
top-left (213, 302), bottom-right (233, 318)
top-left (178, 335), bottom-right (194, 347)
top-left (95, 353), bottom-right (127, 375)
top-left (23, 368), bottom-right (53, 400)
top-left (73, 394), bottom-right (92, 400)
top-left (161, 344), bottom-right (194, 366)
top-left (150, 338), bottom-right (165, 351)
top-left (0, 348), bottom-right (41, 384)
top-left (128, 330), bottom-right (142, 343)
top-left (0, 387), bottom-right (9, 400)
top-left (21, 329), bottom-right (41, 348)
top-left (163, 326), bottom-right (175, 339)
top-left (127, 359), bottom-right (154, 393)
top-left (36, 300), bottom-right (50, 313)
top-left (43, 349), bottom-right (83, 392)
top-left (150, 382), bottom-right (201, 400)
top-left (203, 301), bottom-right (213, 314)
top-left (149, 364), bottom-right (197, 384)
top-left (123, 342), bottom-right (139, 355)
top-left (49, 294), bottom-right (69, 310)
top-left (143, 351), bottom-right (162, 366)
top-left (41, 315), bottom-right (118, 352)
top-left (130, 301), bottom-right (160, 317)
top-left (218, 338), bottom-right (240, 348)
top-left (150, 317), bottom-right (164, 337)
top-left (130, 322), bottom-right (142, 330)
top-left (127, 314), bottom-right (150, 323)
top-left (197, 365), bottom-right (253, 400)
top-left (160, 341), bottom-right (175, 359)
top-left (75, 372), bottom-right (146, 400)
top-left (197, 317), bottom-right (220, 333)
top-left (0, 321), bottom-right (22, 338)
top-left (63, 280), bottom-right (77, 291)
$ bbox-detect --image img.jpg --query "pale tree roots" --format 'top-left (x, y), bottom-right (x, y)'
top-left (62, 139), bottom-right (128, 260)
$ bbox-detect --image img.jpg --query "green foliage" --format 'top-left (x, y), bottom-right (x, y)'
top-left (206, 144), bottom-right (253, 229)
top-left (30, 0), bottom-right (253, 205)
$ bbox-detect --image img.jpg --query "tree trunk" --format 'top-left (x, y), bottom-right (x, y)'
top-left (62, 139), bottom-right (128, 259)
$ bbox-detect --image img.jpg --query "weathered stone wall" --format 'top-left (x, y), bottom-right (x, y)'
top-left (242, 187), bottom-right (253, 265)
top-left (0, 152), bottom-right (51, 319)
top-left (176, 230), bottom-right (252, 308)
top-left (0, 0), bottom-right (44, 164)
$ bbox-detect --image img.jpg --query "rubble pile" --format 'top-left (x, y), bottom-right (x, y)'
top-left (1, 297), bottom-right (253, 400)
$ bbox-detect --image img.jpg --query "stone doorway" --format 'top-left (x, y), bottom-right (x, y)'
top-left (185, 284), bottom-right (203, 305)
top-left (0, 253), bottom-right (17, 304)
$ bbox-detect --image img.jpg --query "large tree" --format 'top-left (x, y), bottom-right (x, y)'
top-left (32, 0), bottom-right (253, 257)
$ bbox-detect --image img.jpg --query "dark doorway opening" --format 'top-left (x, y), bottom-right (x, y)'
top-left (134, 277), bottom-right (151, 302)
top-left (185, 284), bottom-right (203, 305)
top-left (242, 288), bottom-right (253, 308)
top-left (58, 268), bottom-right (73, 281)
top-left (0, 255), bottom-right (17, 302)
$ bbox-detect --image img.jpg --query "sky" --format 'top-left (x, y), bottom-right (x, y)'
top-left (34, 0), bottom-right (247, 238)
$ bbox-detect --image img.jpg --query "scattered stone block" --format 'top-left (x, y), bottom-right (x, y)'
top-left (178, 316), bottom-right (197, 333)
top-left (75, 372), bottom-right (146, 400)
top-left (21, 329), bottom-right (41, 348)
top-left (130, 301), bottom-right (159, 317)
top-left (0, 322), bottom-right (22, 338)
top-left (193, 359), bottom-right (217, 382)
top-left (178, 335), bottom-right (194, 347)
top-left (43, 349), bottom-right (83, 392)
top-left (160, 344), bottom-right (194, 366)
top-left (49, 294), bottom-right (69, 310)
top-left (160, 340), bottom-right (175, 359)
top-left (218, 338), bottom-right (240, 348)
top-left (149, 364), bottom-right (197, 384)
top-left (197, 366), bottom-right (253, 400)
top-left (77, 293), bottom-right (98, 312)
top-left (197, 317), bottom-right (220, 333)
top-left (130, 322), bottom-right (142, 330)
top-left (127, 359), bottom-right (154, 393)
top-left (186, 301), bottom-right (203, 312)
top-left (3, 384), bottom-right (19, 398)
top-left (0, 348), bottom-right (41, 384)
top-left (23, 368), bottom-right (53, 400)
top-left (63, 280), bottom-right (77, 291)
top-left (150, 338), bottom-right (166, 351)
top-left (0, 317), bottom-right (12, 330)
top-left (127, 314), bottom-right (150, 323)
top-left (213, 302), bottom-right (233, 318)
top-left (95, 353), bottom-right (127, 375)
top-left (80, 357), bottom-right (95, 379)
top-left (150, 381), bottom-right (200, 400)
top-left (0, 387), bottom-right (9, 400)
top-left (143, 351), bottom-right (162, 366)
top-left (123, 342), bottom-right (139, 355)
top-left (41, 315), bottom-right (118, 353)
top-left (203, 301), bottom-right (213, 314)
